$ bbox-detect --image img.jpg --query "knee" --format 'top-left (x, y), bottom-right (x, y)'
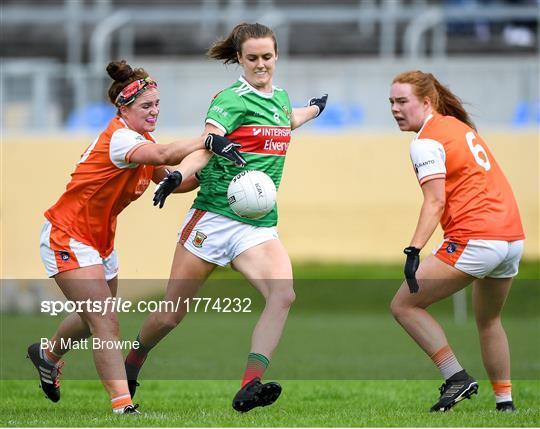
top-left (267, 287), bottom-right (296, 309)
top-left (476, 315), bottom-right (502, 332)
top-left (389, 296), bottom-right (404, 321)
top-left (87, 313), bottom-right (120, 338)
top-left (390, 295), bottom-right (416, 322)
top-left (154, 312), bottom-right (183, 333)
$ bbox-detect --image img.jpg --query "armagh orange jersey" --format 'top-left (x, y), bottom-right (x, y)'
top-left (45, 117), bottom-right (155, 257)
top-left (410, 113), bottom-right (524, 242)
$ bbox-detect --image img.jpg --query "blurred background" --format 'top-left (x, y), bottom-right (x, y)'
top-left (2, 0), bottom-right (539, 131)
top-left (1, 1), bottom-right (539, 301)
top-left (1, 0), bottom-right (539, 386)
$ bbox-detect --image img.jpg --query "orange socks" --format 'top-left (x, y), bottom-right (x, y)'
top-left (41, 344), bottom-right (62, 366)
top-left (492, 380), bottom-right (512, 403)
top-left (111, 393), bottom-right (133, 414)
top-left (430, 345), bottom-right (464, 380)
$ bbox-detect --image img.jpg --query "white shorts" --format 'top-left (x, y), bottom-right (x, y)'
top-left (40, 220), bottom-right (119, 281)
top-left (433, 238), bottom-right (524, 279)
top-left (178, 209), bottom-right (279, 267)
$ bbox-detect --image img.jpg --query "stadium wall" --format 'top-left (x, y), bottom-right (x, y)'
top-left (2, 131), bottom-right (537, 279)
top-left (3, 57), bottom-right (538, 132)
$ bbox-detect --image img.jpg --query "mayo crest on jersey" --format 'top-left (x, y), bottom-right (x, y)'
top-left (410, 113), bottom-right (524, 242)
top-left (193, 76), bottom-right (292, 226)
top-left (45, 117), bottom-right (155, 257)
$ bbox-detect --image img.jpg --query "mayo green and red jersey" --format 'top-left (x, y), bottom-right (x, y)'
top-left (192, 76), bottom-right (292, 226)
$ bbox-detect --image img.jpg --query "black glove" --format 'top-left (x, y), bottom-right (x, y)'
top-left (205, 133), bottom-right (246, 167)
top-left (308, 94), bottom-right (328, 117)
top-left (153, 171), bottom-right (182, 209)
top-left (403, 246), bottom-right (421, 294)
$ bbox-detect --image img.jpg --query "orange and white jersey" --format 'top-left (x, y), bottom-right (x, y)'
top-left (45, 117), bottom-right (155, 257)
top-left (410, 113), bottom-right (524, 242)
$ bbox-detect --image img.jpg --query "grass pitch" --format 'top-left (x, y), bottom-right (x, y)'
top-left (1, 261), bottom-right (538, 426)
top-left (1, 380), bottom-right (539, 427)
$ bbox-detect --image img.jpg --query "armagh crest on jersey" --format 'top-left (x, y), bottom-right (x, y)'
top-left (193, 76), bottom-right (293, 227)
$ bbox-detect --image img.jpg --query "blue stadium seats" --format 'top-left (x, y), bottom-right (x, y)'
top-left (65, 103), bottom-right (116, 131)
top-left (512, 99), bottom-right (540, 127)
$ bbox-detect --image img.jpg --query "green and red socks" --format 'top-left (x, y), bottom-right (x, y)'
top-left (241, 352), bottom-right (270, 387)
top-left (125, 334), bottom-right (154, 381)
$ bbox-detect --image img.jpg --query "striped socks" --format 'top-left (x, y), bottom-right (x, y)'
top-left (41, 343), bottom-right (62, 366)
top-left (111, 393), bottom-right (133, 414)
top-left (492, 380), bottom-right (512, 403)
top-left (125, 334), bottom-right (154, 380)
top-left (241, 352), bottom-right (270, 387)
top-left (430, 345), bottom-right (464, 380)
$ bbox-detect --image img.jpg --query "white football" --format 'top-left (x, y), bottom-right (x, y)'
top-left (227, 170), bottom-right (277, 219)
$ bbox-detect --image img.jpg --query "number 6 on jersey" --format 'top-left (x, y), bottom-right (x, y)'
top-left (466, 131), bottom-right (491, 171)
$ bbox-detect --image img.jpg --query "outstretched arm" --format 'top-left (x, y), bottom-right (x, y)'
top-left (173, 174), bottom-right (200, 193)
top-left (130, 136), bottom-right (205, 166)
top-left (290, 94), bottom-right (328, 130)
top-left (129, 126), bottom-right (245, 168)
top-left (152, 167), bottom-right (200, 193)
top-left (169, 123), bottom-right (231, 180)
top-left (152, 123), bottom-right (246, 208)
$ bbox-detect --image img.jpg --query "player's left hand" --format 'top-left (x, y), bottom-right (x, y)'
top-left (205, 134), bottom-right (246, 167)
top-left (153, 170), bottom-right (182, 209)
top-left (403, 246), bottom-right (420, 293)
top-left (307, 94), bottom-right (328, 117)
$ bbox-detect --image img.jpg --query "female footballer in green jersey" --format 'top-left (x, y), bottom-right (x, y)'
top-left (125, 22), bottom-right (327, 412)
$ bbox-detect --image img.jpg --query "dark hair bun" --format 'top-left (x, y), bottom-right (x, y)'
top-left (106, 60), bottom-right (133, 82)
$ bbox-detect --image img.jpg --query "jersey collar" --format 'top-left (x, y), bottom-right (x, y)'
top-left (415, 112), bottom-right (438, 139)
top-left (117, 116), bottom-right (153, 141)
top-left (238, 75), bottom-right (274, 98)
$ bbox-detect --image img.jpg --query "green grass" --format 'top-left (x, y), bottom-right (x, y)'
top-left (1, 261), bottom-right (538, 426)
top-left (3, 313), bottom-right (539, 380)
top-left (1, 380), bottom-right (539, 427)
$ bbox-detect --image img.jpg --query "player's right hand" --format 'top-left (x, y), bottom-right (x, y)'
top-left (403, 246), bottom-right (420, 293)
top-left (153, 170), bottom-right (182, 209)
top-left (205, 134), bottom-right (246, 167)
top-left (308, 94), bottom-right (328, 117)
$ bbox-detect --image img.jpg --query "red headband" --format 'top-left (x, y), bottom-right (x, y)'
top-left (115, 76), bottom-right (157, 107)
